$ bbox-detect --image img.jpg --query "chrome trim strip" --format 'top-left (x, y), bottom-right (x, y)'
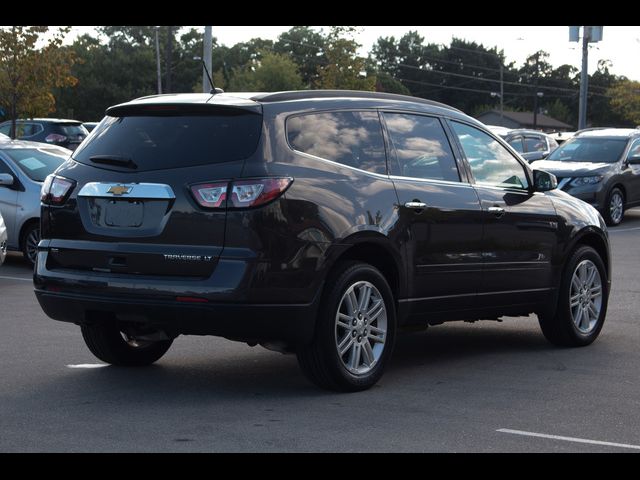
top-left (78, 182), bottom-right (176, 199)
top-left (399, 287), bottom-right (552, 303)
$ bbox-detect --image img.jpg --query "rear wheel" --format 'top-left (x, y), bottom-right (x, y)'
top-left (81, 321), bottom-right (173, 366)
top-left (21, 222), bottom-right (40, 267)
top-left (539, 245), bottom-right (608, 347)
top-left (297, 261), bottom-right (396, 392)
top-left (603, 187), bottom-right (624, 226)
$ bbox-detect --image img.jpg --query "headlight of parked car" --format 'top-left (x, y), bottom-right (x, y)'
top-left (570, 175), bottom-right (603, 186)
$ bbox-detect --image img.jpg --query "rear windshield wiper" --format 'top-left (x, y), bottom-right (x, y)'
top-left (89, 155), bottom-right (138, 169)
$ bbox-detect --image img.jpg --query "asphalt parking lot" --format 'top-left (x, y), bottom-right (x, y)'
top-left (1, 210), bottom-right (640, 452)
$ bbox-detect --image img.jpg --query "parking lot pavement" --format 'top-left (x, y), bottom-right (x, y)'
top-left (1, 210), bottom-right (640, 452)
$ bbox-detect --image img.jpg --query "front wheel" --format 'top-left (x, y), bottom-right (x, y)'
top-left (539, 245), bottom-right (608, 347)
top-left (603, 187), bottom-right (624, 226)
top-left (81, 321), bottom-right (173, 366)
top-left (297, 261), bottom-right (396, 392)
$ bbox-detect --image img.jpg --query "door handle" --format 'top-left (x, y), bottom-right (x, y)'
top-left (488, 206), bottom-right (506, 217)
top-left (404, 201), bottom-right (428, 210)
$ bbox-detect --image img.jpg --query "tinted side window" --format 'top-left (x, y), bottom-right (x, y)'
top-left (0, 159), bottom-right (13, 175)
top-left (452, 121), bottom-right (529, 190)
top-left (524, 136), bottom-right (547, 152)
top-left (383, 113), bottom-right (459, 182)
top-left (508, 137), bottom-right (524, 153)
top-left (0, 125), bottom-right (10, 136)
top-left (287, 111), bottom-right (387, 175)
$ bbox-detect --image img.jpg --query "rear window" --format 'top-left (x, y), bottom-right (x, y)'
top-left (57, 124), bottom-right (87, 136)
top-left (4, 148), bottom-right (68, 182)
top-left (73, 113), bottom-right (262, 171)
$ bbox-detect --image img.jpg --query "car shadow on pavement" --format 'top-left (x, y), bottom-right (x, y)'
top-left (18, 321), bottom-right (554, 405)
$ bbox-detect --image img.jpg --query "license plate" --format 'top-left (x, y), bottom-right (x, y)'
top-left (105, 200), bottom-right (144, 227)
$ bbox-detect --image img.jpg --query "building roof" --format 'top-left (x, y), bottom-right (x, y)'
top-left (477, 110), bottom-right (573, 130)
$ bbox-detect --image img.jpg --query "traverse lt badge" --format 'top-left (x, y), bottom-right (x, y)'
top-left (107, 185), bottom-right (132, 196)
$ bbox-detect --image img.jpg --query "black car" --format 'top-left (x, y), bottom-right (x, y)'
top-left (0, 118), bottom-right (89, 151)
top-left (34, 91), bottom-right (611, 392)
top-left (533, 128), bottom-right (640, 226)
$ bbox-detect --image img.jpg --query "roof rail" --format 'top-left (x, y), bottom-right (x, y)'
top-left (574, 127), bottom-right (608, 136)
top-left (250, 90), bottom-right (461, 112)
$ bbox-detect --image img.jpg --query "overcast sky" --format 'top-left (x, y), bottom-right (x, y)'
top-left (67, 26), bottom-right (640, 81)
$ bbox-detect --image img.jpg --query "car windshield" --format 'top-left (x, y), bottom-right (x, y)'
top-left (4, 148), bottom-right (68, 181)
top-left (546, 137), bottom-right (628, 163)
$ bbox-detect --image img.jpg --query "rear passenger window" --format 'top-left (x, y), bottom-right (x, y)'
top-left (524, 136), bottom-right (547, 152)
top-left (287, 111), bottom-right (387, 174)
top-left (383, 113), bottom-right (460, 182)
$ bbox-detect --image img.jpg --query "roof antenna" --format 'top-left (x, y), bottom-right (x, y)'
top-left (194, 56), bottom-right (224, 95)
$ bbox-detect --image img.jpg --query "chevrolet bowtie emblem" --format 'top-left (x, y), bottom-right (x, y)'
top-left (107, 185), bottom-right (132, 196)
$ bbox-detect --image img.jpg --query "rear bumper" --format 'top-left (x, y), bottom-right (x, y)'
top-left (35, 289), bottom-right (317, 345)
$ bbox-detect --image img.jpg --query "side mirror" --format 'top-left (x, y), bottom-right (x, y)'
top-left (533, 169), bottom-right (557, 192)
top-left (628, 155), bottom-right (640, 165)
top-left (0, 173), bottom-right (14, 187)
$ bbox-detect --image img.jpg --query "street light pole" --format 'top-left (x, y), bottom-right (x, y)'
top-left (203, 26), bottom-right (213, 93)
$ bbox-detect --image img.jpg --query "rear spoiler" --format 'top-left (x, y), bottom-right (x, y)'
top-left (106, 102), bottom-right (262, 117)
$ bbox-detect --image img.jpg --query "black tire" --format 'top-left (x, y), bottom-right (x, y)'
top-left (21, 222), bottom-right (39, 267)
top-left (602, 187), bottom-right (624, 226)
top-left (538, 245), bottom-right (608, 347)
top-left (297, 261), bottom-right (397, 392)
top-left (81, 321), bottom-right (173, 366)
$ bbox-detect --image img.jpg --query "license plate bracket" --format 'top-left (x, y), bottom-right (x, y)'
top-left (104, 200), bottom-right (144, 227)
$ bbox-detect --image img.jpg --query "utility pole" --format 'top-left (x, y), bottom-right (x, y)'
top-left (571, 26), bottom-right (603, 130)
top-left (155, 26), bottom-right (162, 94)
top-left (165, 26), bottom-right (173, 94)
top-left (578, 27), bottom-right (590, 130)
top-left (499, 63), bottom-right (504, 121)
top-left (203, 26), bottom-right (213, 93)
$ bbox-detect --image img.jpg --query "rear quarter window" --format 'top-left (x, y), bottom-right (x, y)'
top-left (287, 111), bottom-right (387, 175)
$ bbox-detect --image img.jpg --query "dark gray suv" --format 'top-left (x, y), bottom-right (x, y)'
top-left (533, 128), bottom-right (640, 225)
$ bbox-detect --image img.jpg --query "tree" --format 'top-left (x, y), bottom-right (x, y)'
top-left (274, 26), bottom-right (326, 87)
top-left (0, 26), bottom-right (77, 137)
top-left (228, 53), bottom-right (304, 92)
top-left (316, 26), bottom-right (375, 91)
top-left (608, 79), bottom-right (640, 126)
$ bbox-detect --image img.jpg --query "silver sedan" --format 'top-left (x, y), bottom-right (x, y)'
top-left (0, 140), bottom-right (71, 266)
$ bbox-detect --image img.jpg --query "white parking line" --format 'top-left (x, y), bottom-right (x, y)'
top-left (497, 428), bottom-right (640, 450)
top-left (66, 364), bottom-right (109, 369)
top-left (0, 275), bottom-right (32, 282)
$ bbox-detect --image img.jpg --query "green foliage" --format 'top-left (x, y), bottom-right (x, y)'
top-left (316, 26), bottom-right (375, 91)
top-left (608, 79), bottom-right (640, 126)
top-left (546, 99), bottom-right (572, 125)
top-left (274, 26), bottom-right (326, 87)
top-left (0, 26), bottom-right (77, 135)
top-left (375, 73), bottom-right (410, 95)
top-left (229, 53), bottom-right (303, 92)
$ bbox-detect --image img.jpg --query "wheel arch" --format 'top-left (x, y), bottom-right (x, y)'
top-left (18, 217), bottom-right (39, 250)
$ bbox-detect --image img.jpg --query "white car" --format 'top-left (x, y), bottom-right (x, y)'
top-left (0, 210), bottom-right (7, 266)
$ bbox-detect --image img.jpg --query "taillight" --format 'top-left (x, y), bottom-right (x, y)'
top-left (45, 133), bottom-right (67, 143)
top-left (41, 174), bottom-right (75, 205)
top-left (190, 182), bottom-right (228, 208)
top-left (190, 177), bottom-right (293, 209)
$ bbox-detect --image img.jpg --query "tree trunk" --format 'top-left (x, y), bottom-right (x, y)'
top-left (164, 26), bottom-right (173, 94)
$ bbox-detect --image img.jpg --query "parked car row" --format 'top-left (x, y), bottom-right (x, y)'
top-left (0, 118), bottom-right (90, 151)
top-left (486, 126), bottom-right (559, 163)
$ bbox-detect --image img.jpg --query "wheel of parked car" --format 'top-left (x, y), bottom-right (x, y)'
top-left (21, 222), bottom-right (40, 267)
top-left (603, 187), bottom-right (625, 226)
top-left (538, 245), bottom-right (608, 347)
top-left (297, 261), bottom-right (396, 392)
top-left (81, 321), bottom-right (174, 366)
